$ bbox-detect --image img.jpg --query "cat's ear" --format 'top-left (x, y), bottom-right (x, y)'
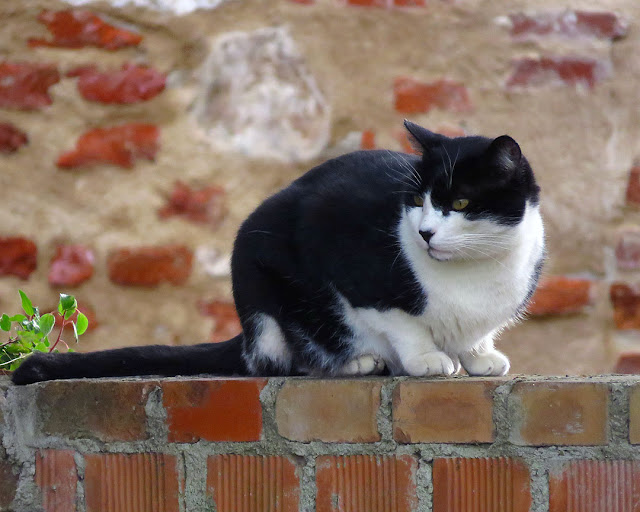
top-left (486, 135), bottom-right (522, 177)
top-left (403, 120), bottom-right (447, 155)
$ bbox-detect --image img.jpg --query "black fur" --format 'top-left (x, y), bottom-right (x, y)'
top-left (12, 121), bottom-right (541, 384)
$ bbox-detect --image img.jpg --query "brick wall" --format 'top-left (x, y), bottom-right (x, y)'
top-left (3, 1), bottom-right (640, 376)
top-left (1, 375), bottom-right (640, 511)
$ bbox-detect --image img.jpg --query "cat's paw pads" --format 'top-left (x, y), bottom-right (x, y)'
top-left (461, 351), bottom-right (510, 376)
top-left (340, 354), bottom-right (386, 376)
top-left (403, 351), bottom-right (457, 377)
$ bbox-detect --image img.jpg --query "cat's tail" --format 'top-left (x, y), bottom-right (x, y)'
top-left (11, 334), bottom-right (248, 385)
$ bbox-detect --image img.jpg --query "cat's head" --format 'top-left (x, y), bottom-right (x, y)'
top-left (402, 120), bottom-right (541, 262)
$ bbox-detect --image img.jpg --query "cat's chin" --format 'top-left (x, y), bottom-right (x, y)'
top-left (427, 247), bottom-right (454, 261)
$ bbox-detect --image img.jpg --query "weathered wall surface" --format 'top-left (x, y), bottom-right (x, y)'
top-left (2, 375), bottom-right (640, 511)
top-left (2, 0), bottom-right (640, 374)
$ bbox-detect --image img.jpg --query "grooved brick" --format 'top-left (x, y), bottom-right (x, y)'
top-left (57, 123), bottom-right (159, 169)
top-left (162, 379), bottom-right (266, 442)
top-left (549, 460), bottom-right (640, 512)
top-left (629, 385), bottom-right (640, 444)
top-left (0, 61), bottom-right (60, 110)
top-left (35, 380), bottom-right (155, 442)
top-left (433, 457), bottom-right (531, 512)
top-left (48, 245), bottom-right (94, 287)
top-left (611, 283), bottom-right (640, 330)
top-left (316, 455), bottom-right (417, 512)
top-left (506, 56), bottom-right (611, 89)
top-left (0, 237), bottom-right (37, 279)
top-left (527, 276), bottom-right (594, 316)
top-left (197, 300), bottom-right (242, 342)
top-left (508, 10), bottom-right (628, 41)
top-left (108, 245), bottom-right (193, 286)
top-left (509, 381), bottom-right (609, 446)
top-left (0, 123), bottom-right (28, 153)
top-left (158, 181), bottom-right (227, 226)
top-left (392, 380), bottom-right (496, 443)
top-left (29, 9), bottom-right (142, 50)
top-left (207, 455), bottom-right (300, 512)
top-left (394, 77), bottom-right (473, 114)
top-left (70, 63), bottom-right (166, 104)
top-left (275, 380), bottom-right (381, 442)
top-left (85, 453), bottom-right (180, 512)
top-left (35, 450), bottom-right (78, 512)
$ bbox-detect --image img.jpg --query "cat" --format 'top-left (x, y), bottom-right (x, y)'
top-left (12, 120), bottom-right (544, 385)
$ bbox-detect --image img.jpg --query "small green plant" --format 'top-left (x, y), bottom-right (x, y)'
top-left (0, 291), bottom-right (88, 371)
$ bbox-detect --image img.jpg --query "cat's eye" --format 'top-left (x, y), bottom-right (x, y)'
top-left (452, 198), bottom-right (470, 210)
top-left (413, 195), bottom-right (424, 207)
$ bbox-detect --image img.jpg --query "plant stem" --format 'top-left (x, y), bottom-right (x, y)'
top-left (0, 354), bottom-right (27, 367)
top-left (49, 318), bottom-right (66, 353)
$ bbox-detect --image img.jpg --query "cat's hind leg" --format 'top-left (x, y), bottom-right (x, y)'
top-left (242, 313), bottom-right (294, 376)
top-left (459, 336), bottom-right (510, 376)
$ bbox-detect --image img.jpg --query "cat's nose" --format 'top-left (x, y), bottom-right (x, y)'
top-left (419, 230), bottom-right (435, 244)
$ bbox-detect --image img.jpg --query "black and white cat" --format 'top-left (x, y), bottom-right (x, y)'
top-left (12, 121), bottom-right (544, 385)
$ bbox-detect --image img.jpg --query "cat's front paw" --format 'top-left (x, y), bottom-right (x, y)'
top-left (403, 351), bottom-right (457, 377)
top-left (460, 350), bottom-right (510, 376)
top-left (340, 354), bottom-right (386, 376)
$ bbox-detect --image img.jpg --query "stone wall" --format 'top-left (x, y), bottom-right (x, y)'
top-left (3, 0), bottom-right (640, 374)
top-left (1, 375), bottom-right (640, 511)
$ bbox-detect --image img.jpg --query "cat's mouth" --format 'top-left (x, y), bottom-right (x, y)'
top-left (427, 246), bottom-right (454, 261)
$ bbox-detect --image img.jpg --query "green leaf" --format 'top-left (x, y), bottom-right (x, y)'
top-left (64, 308), bottom-right (77, 320)
top-left (59, 294), bottom-right (77, 312)
top-left (19, 290), bottom-right (34, 316)
top-left (8, 315), bottom-right (26, 323)
top-left (76, 312), bottom-right (88, 336)
top-left (72, 322), bottom-right (79, 344)
top-left (34, 342), bottom-right (48, 353)
top-left (39, 314), bottom-right (55, 336)
top-left (0, 314), bottom-right (10, 331)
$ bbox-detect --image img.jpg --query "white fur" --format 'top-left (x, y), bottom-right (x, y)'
top-left (247, 314), bottom-right (292, 372)
top-left (340, 197), bottom-right (544, 376)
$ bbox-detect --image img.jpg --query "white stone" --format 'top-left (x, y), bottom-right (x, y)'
top-left (195, 246), bottom-right (231, 278)
top-left (193, 27), bottom-right (330, 163)
top-left (64, 0), bottom-right (230, 15)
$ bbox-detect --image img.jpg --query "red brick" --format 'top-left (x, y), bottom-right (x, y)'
top-left (506, 56), bottom-right (611, 89)
top-left (626, 166), bottom-right (640, 207)
top-left (527, 276), bottom-right (594, 316)
top-left (392, 380), bottom-right (496, 443)
top-left (0, 123), bottom-right (28, 153)
top-left (197, 300), bottom-right (242, 342)
top-left (158, 181), bottom-right (227, 226)
top-left (275, 380), bottom-right (381, 442)
top-left (108, 245), bottom-right (193, 286)
top-left (48, 245), bottom-right (94, 287)
top-left (509, 10), bottom-right (628, 41)
top-left (85, 453), bottom-right (180, 512)
top-left (0, 61), bottom-right (60, 110)
top-left (433, 457), bottom-right (531, 512)
top-left (289, 0), bottom-right (314, 4)
top-left (162, 379), bottom-right (266, 442)
top-left (549, 460), bottom-right (640, 512)
top-left (35, 450), bottom-right (78, 512)
top-left (69, 63), bottom-right (166, 104)
top-left (614, 353), bottom-right (640, 374)
top-left (510, 381), bottom-right (609, 446)
top-left (0, 449), bottom-right (18, 510)
top-left (611, 282), bottom-right (640, 330)
top-left (207, 455), bottom-right (299, 512)
top-left (316, 455), bottom-right (417, 512)
top-left (360, 130), bottom-right (376, 150)
top-left (57, 123), bottom-right (159, 169)
top-left (629, 385), bottom-right (640, 444)
top-left (394, 77), bottom-right (473, 114)
top-left (35, 380), bottom-right (155, 441)
top-left (344, 0), bottom-right (425, 7)
top-left (29, 9), bottom-right (142, 50)
top-left (616, 227), bottom-right (640, 270)
top-left (0, 237), bottom-right (37, 279)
